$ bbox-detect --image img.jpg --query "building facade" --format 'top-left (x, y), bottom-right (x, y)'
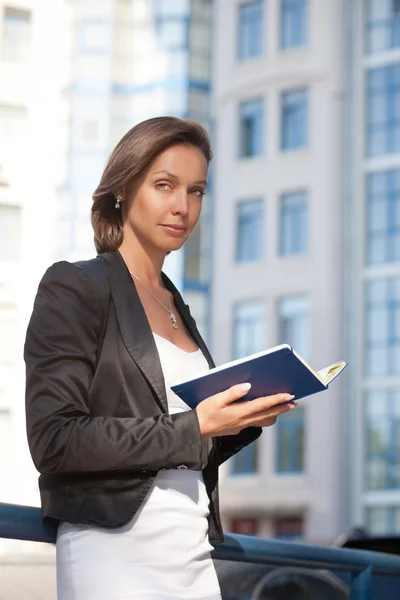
top-left (62, 0), bottom-right (213, 336)
top-left (346, 0), bottom-right (400, 538)
top-left (0, 0), bottom-right (68, 567)
top-left (212, 0), bottom-right (347, 544)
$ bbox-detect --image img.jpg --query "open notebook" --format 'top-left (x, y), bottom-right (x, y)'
top-left (170, 343), bottom-right (347, 410)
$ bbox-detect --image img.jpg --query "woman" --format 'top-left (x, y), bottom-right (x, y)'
top-left (24, 117), bottom-right (296, 600)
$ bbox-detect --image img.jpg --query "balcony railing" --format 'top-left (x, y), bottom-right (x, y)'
top-left (1, 502), bottom-right (400, 599)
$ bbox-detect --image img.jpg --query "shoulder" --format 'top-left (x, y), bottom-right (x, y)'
top-left (37, 259), bottom-right (103, 308)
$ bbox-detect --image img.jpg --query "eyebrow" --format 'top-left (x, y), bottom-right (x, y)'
top-left (153, 170), bottom-right (208, 186)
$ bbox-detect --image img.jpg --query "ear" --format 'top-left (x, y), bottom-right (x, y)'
top-left (113, 187), bottom-right (124, 200)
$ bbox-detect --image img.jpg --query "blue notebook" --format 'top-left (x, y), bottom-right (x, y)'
top-left (171, 344), bottom-right (347, 409)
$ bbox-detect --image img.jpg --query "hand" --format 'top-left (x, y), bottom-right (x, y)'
top-left (195, 383), bottom-right (296, 439)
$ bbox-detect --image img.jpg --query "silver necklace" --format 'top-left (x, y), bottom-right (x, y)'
top-left (129, 271), bottom-right (178, 329)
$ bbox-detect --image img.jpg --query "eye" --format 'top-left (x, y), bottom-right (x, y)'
top-left (155, 182), bottom-right (171, 191)
top-left (191, 189), bottom-right (206, 198)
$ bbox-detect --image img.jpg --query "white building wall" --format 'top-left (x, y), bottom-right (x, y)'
top-left (212, 0), bottom-right (347, 544)
top-left (0, 0), bottom-right (69, 564)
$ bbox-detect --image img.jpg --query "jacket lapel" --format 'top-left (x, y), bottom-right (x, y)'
top-left (101, 251), bottom-right (168, 413)
top-left (161, 272), bottom-right (216, 369)
top-left (101, 250), bottom-right (216, 415)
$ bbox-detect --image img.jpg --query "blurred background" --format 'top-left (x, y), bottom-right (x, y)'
top-left (0, 0), bottom-right (398, 596)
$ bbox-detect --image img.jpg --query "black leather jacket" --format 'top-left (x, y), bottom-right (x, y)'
top-left (24, 250), bottom-right (262, 543)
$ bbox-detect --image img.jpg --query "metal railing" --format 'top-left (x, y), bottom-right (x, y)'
top-left (2, 502), bottom-right (400, 599)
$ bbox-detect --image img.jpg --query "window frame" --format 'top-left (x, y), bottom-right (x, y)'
top-left (239, 97), bottom-right (265, 158)
top-left (279, 189), bottom-right (308, 256)
top-left (235, 198), bottom-right (265, 263)
top-left (275, 405), bottom-right (305, 474)
top-left (280, 0), bottom-right (308, 51)
top-left (237, 0), bottom-right (264, 61)
top-left (281, 87), bottom-right (309, 151)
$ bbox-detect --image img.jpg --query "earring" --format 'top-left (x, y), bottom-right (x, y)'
top-left (115, 194), bottom-right (122, 209)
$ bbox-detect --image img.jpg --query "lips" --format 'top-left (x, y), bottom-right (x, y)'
top-left (161, 224), bottom-right (187, 231)
top-left (161, 224), bottom-right (188, 237)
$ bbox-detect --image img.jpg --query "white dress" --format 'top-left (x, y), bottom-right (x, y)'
top-left (56, 333), bottom-right (222, 600)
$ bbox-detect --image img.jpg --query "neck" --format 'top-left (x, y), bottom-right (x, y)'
top-left (118, 236), bottom-right (166, 288)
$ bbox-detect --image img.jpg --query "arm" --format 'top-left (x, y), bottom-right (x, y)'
top-left (217, 427), bottom-right (263, 466)
top-left (24, 261), bottom-right (205, 476)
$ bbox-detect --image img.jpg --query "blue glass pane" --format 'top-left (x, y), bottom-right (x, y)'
top-left (231, 440), bottom-right (259, 475)
top-left (366, 0), bottom-right (400, 53)
top-left (364, 276), bottom-right (400, 376)
top-left (236, 199), bottom-right (264, 262)
top-left (233, 300), bottom-right (265, 359)
top-left (238, 0), bottom-right (264, 60)
top-left (366, 170), bottom-right (400, 264)
top-left (239, 98), bottom-right (265, 157)
top-left (279, 191), bottom-right (308, 255)
top-left (365, 390), bottom-right (400, 490)
top-left (367, 66), bottom-right (400, 157)
top-left (281, 89), bottom-right (308, 151)
top-left (276, 407), bottom-right (305, 473)
top-left (281, 0), bottom-right (308, 50)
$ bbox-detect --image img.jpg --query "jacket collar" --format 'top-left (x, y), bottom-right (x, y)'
top-left (100, 250), bottom-right (214, 413)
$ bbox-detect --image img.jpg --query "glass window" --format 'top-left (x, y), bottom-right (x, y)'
top-left (367, 65), bottom-right (400, 157)
top-left (1, 6), bottom-right (31, 63)
top-left (190, 20), bottom-right (210, 52)
top-left (281, 88), bottom-right (308, 151)
top-left (189, 54), bottom-right (209, 81)
top-left (230, 517), bottom-right (260, 535)
top-left (364, 278), bottom-right (400, 376)
top-left (0, 104), bottom-right (27, 169)
top-left (233, 300), bottom-right (266, 359)
top-left (278, 296), bottom-right (310, 359)
top-left (231, 439), bottom-right (259, 475)
top-left (279, 190), bottom-right (308, 256)
top-left (366, 170), bottom-right (400, 264)
top-left (365, 0), bottom-right (400, 54)
top-left (157, 19), bottom-right (188, 50)
top-left (274, 516), bottom-right (304, 540)
top-left (276, 406), bottom-right (305, 473)
top-left (239, 98), bottom-right (265, 158)
top-left (365, 390), bottom-right (400, 490)
top-left (236, 199), bottom-right (264, 262)
top-left (238, 0), bottom-right (264, 60)
top-left (0, 205), bottom-right (21, 263)
top-left (156, 0), bottom-right (190, 17)
top-left (188, 90), bottom-right (208, 118)
top-left (281, 0), bottom-right (308, 50)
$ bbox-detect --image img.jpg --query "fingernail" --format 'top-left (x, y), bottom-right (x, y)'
top-left (283, 394), bottom-right (295, 401)
top-left (289, 402), bottom-right (298, 409)
top-left (239, 383), bottom-right (251, 393)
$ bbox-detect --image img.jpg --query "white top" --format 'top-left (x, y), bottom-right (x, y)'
top-left (56, 332), bottom-right (221, 600)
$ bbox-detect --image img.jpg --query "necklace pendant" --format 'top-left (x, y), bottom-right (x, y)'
top-left (170, 312), bottom-right (178, 329)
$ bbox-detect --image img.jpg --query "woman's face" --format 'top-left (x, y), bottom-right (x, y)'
top-left (122, 144), bottom-right (208, 254)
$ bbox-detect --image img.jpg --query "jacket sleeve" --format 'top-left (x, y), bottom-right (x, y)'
top-left (24, 261), bottom-right (206, 476)
top-left (217, 427), bottom-right (263, 466)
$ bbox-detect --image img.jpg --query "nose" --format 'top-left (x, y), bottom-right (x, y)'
top-left (171, 188), bottom-right (190, 216)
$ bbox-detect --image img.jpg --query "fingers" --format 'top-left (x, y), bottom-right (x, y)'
top-left (217, 383), bottom-right (252, 406)
top-left (242, 401), bottom-right (296, 428)
top-left (244, 393), bottom-right (295, 415)
top-left (217, 384), bottom-right (295, 410)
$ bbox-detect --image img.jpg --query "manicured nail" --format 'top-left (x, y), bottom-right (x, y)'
top-left (283, 394), bottom-right (295, 401)
top-left (239, 383), bottom-right (251, 393)
top-left (289, 402), bottom-right (298, 409)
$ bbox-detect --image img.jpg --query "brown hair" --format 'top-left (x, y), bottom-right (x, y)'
top-left (91, 116), bottom-right (213, 253)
